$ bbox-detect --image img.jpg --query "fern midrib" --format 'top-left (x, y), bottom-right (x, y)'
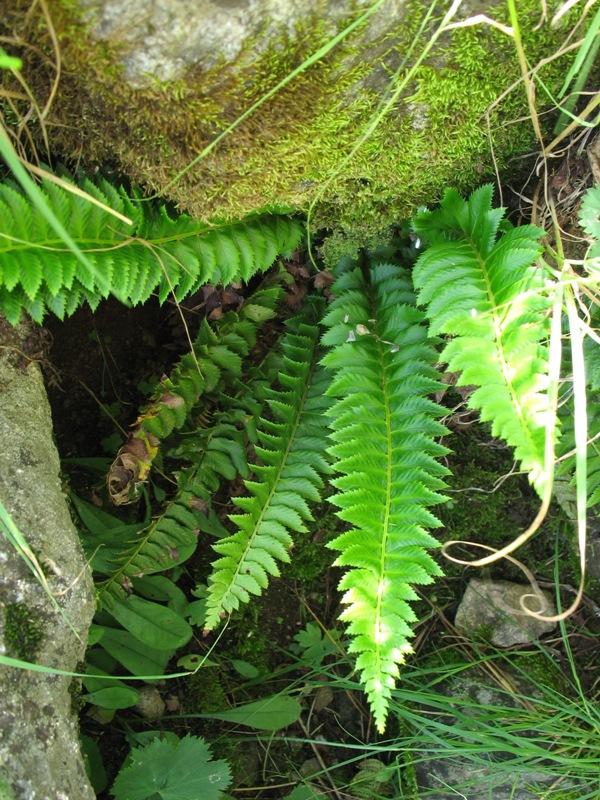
top-left (373, 301), bottom-right (393, 676)
top-left (225, 355), bottom-right (317, 595)
top-left (469, 236), bottom-right (544, 463)
top-left (1, 238), bottom-right (136, 253)
top-left (0, 225), bottom-right (245, 252)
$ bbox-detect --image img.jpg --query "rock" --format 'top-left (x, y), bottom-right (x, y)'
top-left (134, 685), bottom-right (166, 718)
top-left (454, 578), bottom-right (556, 647)
top-left (1, 1), bottom-right (573, 242)
top-left (0, 318), bottom-right (96, 800)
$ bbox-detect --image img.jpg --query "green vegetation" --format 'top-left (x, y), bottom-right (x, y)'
top-left (2, 1), bottom-right (600, 797)
top-left (4, 602), bottom-right (44, 661)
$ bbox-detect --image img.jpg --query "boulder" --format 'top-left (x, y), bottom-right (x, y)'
top-left (454, 578), bottom-right (556, 647)
top-left (1, 0), bottom-right (576, 248)
top-left (0, 317), bottom-right (95, 800)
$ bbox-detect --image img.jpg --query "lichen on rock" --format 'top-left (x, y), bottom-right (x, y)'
top-left (0, 317), bottom-right (96, 800)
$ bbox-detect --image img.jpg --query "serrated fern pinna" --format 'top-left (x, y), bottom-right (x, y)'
top-left (203, 305), bottom-right (332, 631)
top-left (412, 185), bottom-right (553, 495)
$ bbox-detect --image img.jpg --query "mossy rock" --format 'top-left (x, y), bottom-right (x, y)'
top-left (0, 1), bottom-right (589, 250)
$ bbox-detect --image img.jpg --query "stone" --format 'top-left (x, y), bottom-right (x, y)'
top-left (0, 317), bottom-right (96, 800)
top-left (1, 0), bottom-right (573, 243)
top-left (454, 578), bottom-right (556, 647)
top-left (134, 685), bottom-right (166, 718)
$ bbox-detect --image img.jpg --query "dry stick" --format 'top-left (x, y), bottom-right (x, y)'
top-left (543, 91), bottom-right (600, 155)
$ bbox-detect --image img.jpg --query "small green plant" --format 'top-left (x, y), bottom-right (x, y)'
top-left (291, 621), bottom-right (340, 668)
top-left (110, 733), bottom-right (232, 800)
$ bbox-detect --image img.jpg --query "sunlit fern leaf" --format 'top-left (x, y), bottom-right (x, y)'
top-left (321, 258), bottom-right (449, 734)
top-left (0, 166), bottom-right (303, 323)
top-left (203, 304), bottom-right (332, 631)
top-left (412, 185), bottom-right (552, 495)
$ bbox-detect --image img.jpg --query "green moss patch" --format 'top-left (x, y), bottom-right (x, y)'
top-left (1, 2), bottom-right (582, 250)
top-left (4, 602), bottom-right (45, 661)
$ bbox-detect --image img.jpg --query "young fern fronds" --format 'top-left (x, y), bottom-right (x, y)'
top-left (412, 185), bottom-right (552, 495)
top-left (98, 342), bottom-right (285, 607)
top-left (321, 259), bottom-right (449, 734)
top-left (203, 305), bottom-right (332, 631)
top-left (0, 168), bottom-right (303, 323)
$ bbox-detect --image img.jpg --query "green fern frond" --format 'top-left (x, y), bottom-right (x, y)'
top-left (98, 422), bottom-right (245, 607)
top-left (203, 305), bottom-right (332, 631)
top-left (321, 259), bottom-right (449, 733)
top-left (0, 168), bottom-right (303, 324)
top-left (107, 287), bottom-right (282, 504)
top-left (412, 185), bottom-right (552, 494)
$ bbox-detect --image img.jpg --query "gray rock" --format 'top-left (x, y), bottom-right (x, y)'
top-left (76, 0), bottom-right (389, 86)
top-left (454, 578), bottom-right (556, 647)
top-left (0, 318), bottom-right (95, 800)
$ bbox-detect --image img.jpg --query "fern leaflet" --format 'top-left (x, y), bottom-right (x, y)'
top-left (203, 304), bottom-right (332, 631)
top-left (107, 287), bottom-right (282, 504)
top-left (321, 258), bottom-right (449, 733)
top-left (412, 185), bottom-right (552, 495)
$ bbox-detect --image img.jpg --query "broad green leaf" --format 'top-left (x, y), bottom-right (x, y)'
top-left (82, 686), bottom-right (140, 709)
top-left (203, 695), bottom-right (301, 731)
top-left (109, 595), bottom-right (192, 650)
top-left (230, 659), bottom-right (260, 678)
top-left (96, 626), bottom-right (172, 676)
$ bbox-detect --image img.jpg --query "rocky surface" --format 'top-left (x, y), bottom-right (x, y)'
top-left (454, 578), bottom-right (556, 647)
top-left (414, 667), bottom-right (585, 799)
top-left (0, 318), bottom-right (95, 800)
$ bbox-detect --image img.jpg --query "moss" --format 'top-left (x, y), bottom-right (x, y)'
top-left (0, 0), bottom-right (586, 249)
top-left (183, 666), bottom-right (228, 714)
top-left (437, 417), bottom-right (540, 569)
top-left (4, 602), bottom-right (45, 661)
top-left (511, 650), bottom-right (575, 698)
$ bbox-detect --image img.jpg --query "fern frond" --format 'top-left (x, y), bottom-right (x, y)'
top-left (107, 286), bottom-right (283, 504)
top-left (321, 259), bottom-right (449, 733)
top-left (0, 168), bottom-right (303, 323)
top-left (98, 366), bottom-right (282, 606)
top-left (413, 185), bottom-right (553, 494)
top-left (203, 305), bottom-right (332, 631)
top-left (97, 471), bottom-right (209, 608)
